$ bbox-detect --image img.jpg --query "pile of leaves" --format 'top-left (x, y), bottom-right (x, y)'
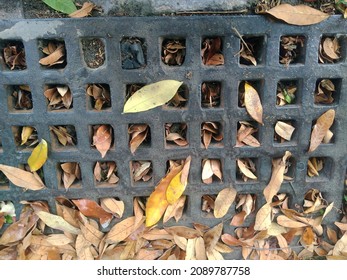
top-left (2, 43), bottom-right (26, 70)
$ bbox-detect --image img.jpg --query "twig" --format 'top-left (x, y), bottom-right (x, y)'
top-left (176, 9), bottom-right (248, 15)
top-left (231, 27), bottom-right (253, 54)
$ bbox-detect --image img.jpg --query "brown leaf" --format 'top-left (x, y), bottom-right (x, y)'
top-left (236, 122), bottom-right (260, 147)
top-left (72, 199), bottom-right (113, 228)
top-left (60, 162), bottom-right (80, 190)
top-left (128, 124), bottom-right (149, 154)
top-left (69, 2), bottom-right (95, 18)
top-left (39, 44), bottom-right (65, 66)
top-left (204, 223), bottom-right (223, 252)
top-left (309, 109), bottom-right (335, 152)
top-left (100, 198), bottom-right (124, 219)
top-left (165, 226), bottom-right (200, 239)
top-left (201, 37), bottom-right (224, 65)
top-left (244, 82), bottom-right (263, 124)
top-left (93, 125), bottom-right (112, 158)
top-left (163, 195), bottom-right (186, 223)
top-left (35, 211), bottom-right (81, 235)
top-left (105, 216), bottom-right (137, 244)
top-left (277, 215), bottom-right (307, 228)
top-left (266, 4), bottom-right (330, 26)
top-left (275, 121), bottom-right (295, 141)
top-left (214, 187), bottom-right (237, 218)
top-left (237, 159), bottom-right (257, 180)
top-left (263, 151), bottom-right (292, 203)
top-left (254, 203), bottom-right (272, 231)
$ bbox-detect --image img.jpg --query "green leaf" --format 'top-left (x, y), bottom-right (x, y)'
top-left (42, 0), bottom-right (77, 14)
top-left (5, 215), bottom-right (13, 224)
top-left (123, 80), bottom-right (183, 113)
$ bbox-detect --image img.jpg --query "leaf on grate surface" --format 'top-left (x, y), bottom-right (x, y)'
top-left (39, 42), bottom-right (66, 67)
top-left (236, 121), bottom-right (260, 147)
top-left (132, 161), bottom-right (152, 182)
top-left (307, 157), bottom-right (324, 177)
top-left (266, 4), bottom-right (330, 25)
top-left (44, 85), bottom-right (72, 110)
top-left (162, 40), bottom-right (186, 66)
top-left (165, 123), bottom-right (188, 147)
top-left (104, 216), bottom-right (139, 244)
top-left (0, 164), bottom-right (45, 190)
top-left (243, 82), bottom-right (263, 125)
top-left (230, 194), bottom-right (256, 226)
top-left (319, 37), bottom-right (341, 63)
top-left (202, 159), bottom-right (222, 184)
top-left (92, 125), bottom-right (112, 158)
top-left (163, 196), bottom-right (186, 223)
top-left (237, 158), bottom-right (257, 181)
top-left (308, 109), bottom-right (335, 152)
top-left (314, 79), bottom-right (335, 104)
top-left (201, 37), bottom-right (224, 65)
top-left (100, 198), bottom-right (124, 219)
top-left (35, 211), bottom-right (81, 235)
top-left (86, 84), bottom-right (111, 110)
top-left (3, 44), bottom-right (26, 70)
top-left (27, 139), bottom-right (48, 172)
top-left (69, 2), bottom-right (96, 18)
top-left (277, 83), bottom-right (297, 105)
top-left (60, 162), bottom-right (81, 190)
top-left (275, 121), bottom-right (295, 142)
top-left (51, 126), bottom-right (76, 146)
top-left (201, 122), bottom-right (223, 149)
top-left (94, 161), bottom-right (119, 184)
top-left (254, 203), bottom-right (273, 231)
top-left (204, 223), bottom-right (223, 253)
top-left (201, 82), bottom-right (221, 108)
top-left (123, 80), bottom-right (183, 113)
top-left (214, 187), bottom-right (237, 218)
top-left (128, 124), bottom-right (149, 154)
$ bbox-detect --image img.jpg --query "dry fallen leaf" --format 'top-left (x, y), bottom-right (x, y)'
top-left (94, 161), bottom-right (119, 184)
top-left (204, 223), bottom-right (223, 253)
top-left (277, 82), bottom-right (297, 106)
top-left (243, 82), bottom-right (263, 125)
top-left (165, 123), bottom-right (188, 147)
top-left (214, 187), bottom-right (237, 218)
top-left (319, 37), bottom-right (340, 63)
top-left (307, 157), bottom-right (324, 177)
top-left (60, 162), bottom-right (81, 190)
top-left (202, 159), bottom-right (222, 184)
top-left (128, 124), bottom-right (150, 153)
top-left (50, 126), bottom-right (76, 146)
top-left (163, 196), bottom-right (186, 223)
top-left (132, 161), bottom-right (152, 182)
top-left (3, 44), bottom-right (26, 70)
top-left (86, 84), bottom-right (111, 110)
top-left (279, 36), bottom-right (305, 65)
top-left (308, 109), bottom-right (335, 152)
top-left (266, 4), bottom-right (330, 26)
top-left (254, 203), bottom-right (272, 231)
top-left (201, 37), bottom-right (224, 65)
top-left (35, 211), bottom-right (80, 235)
top-left (201, 122), bottom-right (223, 148)
top-left (93, 125), bottom-right (112, 158)
top-left (201, 82), bottom-right (221, 108)
top-left (237, 158), bottom-right (257, 181)
top-left (69, 2), bottom-right (95, 18)
top-left (44, 85), bottom-right (73, 110)
top-left (275, 121), bottom-right (295, 142)
top-left (162, 40), bottom-right (186, 66)
top-left (230, 194), bottom-right (256, 226)
top-left (314, 79), bottom-right (335, 104)
top-left (39, 42), bottom-right (66, 67)
top-left (236, 121), bottom-right (260, 147)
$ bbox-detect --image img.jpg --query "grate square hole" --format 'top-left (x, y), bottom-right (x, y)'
top-left (201, 121), bottom-right (223, 148)
top-left (44, 84), bottom-right (73, 111)
top-left (81, 37), bottom-right (105, 69)
top-left (306, 157), bottom-right (333, 182)
top-left (279, 35), bottom-right (306, 65)
top-left (201, 158), bottom-right (223, 184)
top-left (314, 78), bottom-right (342, 105)
top-left (161, 38), bottom-right (186, 66)
top-left (319, 35), bottom-right (344, 64)
top-left (125, 83), bottom-right (145, 102)
top-left (273, 120), bottom-right (297, 145)
top-left (238, 80), bottom-right (264, 108)
top-left (11, 126), bottom-right (38, 149)
top-left (121, 37), bottom-right (146, 69)
top-left (128, 123), bottom-right (151, 153)
top-left (38, 39), bottom-right (67, 69)
top-left (0, 171), bottom-right (9, 190)
top-left (164, 84), bottom-right (189, 109)
top-left (201, 194), bottom-right (216, 218)
top-left (130, 160), bottom-right (153, 185)
top-left (310, 117), bottom-right (335, 146)
top-left (201, 36), bottom-right (224, 66)
top-left (50, 125), bottom-right (77, 149)
top-left (57, 162), bottom-right (82, 190)
top-left (90, 124), bottom-right (114, 156)
top-left (236, 158), bottom-right (258, 183)
top-left (276, 79), bottom-right (300, 107)
top-left (86, 83), bottom-right (111, 111)
top-left (6, 85), bottom-right (33, 112)
top-left (201, 81), bottom-right (221, 108)
top-left (165, 123), bottom-right (188, 148)
top-left (0, 40), bottom-right (26, 71)
top-left (94, 161), bottom-right (119, 187)
top-left (238, 35), bottom-right (265, 66)
top-left (236, 121), bottom-right (260, 148)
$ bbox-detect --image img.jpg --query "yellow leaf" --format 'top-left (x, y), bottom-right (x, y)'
top-left (214, 186), bottom-right (237, 218)
top-left (27, 139), bottom-right (48, 172)
top-left (21, 126), bottom-right (34, 145)
top-left (244, 82), bottom-right (263, 125)
top-left (123, 80), bottom-right (183, 113)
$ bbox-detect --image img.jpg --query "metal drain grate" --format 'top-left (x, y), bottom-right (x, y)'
top-left (0, 16), bottom-right (346, 259)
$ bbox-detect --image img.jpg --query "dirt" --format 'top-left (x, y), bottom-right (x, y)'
top-left (81, 38), bottom-right (105, 68)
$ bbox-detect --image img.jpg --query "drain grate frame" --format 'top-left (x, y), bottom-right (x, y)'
top-left (0, 16), bottom-right (346, 259)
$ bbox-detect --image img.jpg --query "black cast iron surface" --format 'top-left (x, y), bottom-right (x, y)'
top-left (0, 16), bottom-right (346, 259)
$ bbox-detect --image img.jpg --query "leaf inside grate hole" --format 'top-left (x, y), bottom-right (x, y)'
top-left (276, 82), bottom-right (297, 106)
top-left (128, 124), bottom-right (150, 154)
top-left (132, 161), bottom-right (152, 182)
top-left (2, 42), bottom-right (26, 70)
top-left (44, 85), bottom-right (73, 110)
top-left (236, 121), bottom-right (260, 147)
top-left (274, 121), bottom-right (295, 142)
top-left (239, 81), bottom-right (263, 125)
top-left (165, 123), bottom-right (188, 147)
top-left (86, 84), bottom-right (111, 110)
top-left (201, 82), bottom-right (221, 108)
top-left (13, 126), bottom-right (38, 147)
top-left (279, 36), bottom-right (305, 66)
top-left (162, 39), bottom-right (186, 66)
top-left (237, 158), bottom-right (257, 182)
top-left (230, 194), bottom-right (256, 226)
top-left (307, 157), bottom-right (324, 177)
top-left (314, 79), bottom-right (335, 104)
top-left (92, 124), bottom-right (113, 158)
top-left (121, 37), bottom-right (146, 69)
top-left (319, 37), bottom-right (341, 63)
top-left (201, 122), bottom-right (223, 148)
top-left (94, 161), bottom-right (119, 184)
top-left (51, 125), bottom-right (77, 146)
top-left (201, 37), bottom-right (224, 66)
top-left (164, 85), bottom-right (188, 108)
top-left (11, 85), bottom-right (32, 110)
top-left (60, 162), bottom-right (81, 190)
top-left (39, 41), bottom-right (66, 68)
top-left (202, 159), bottom-right (222, 184)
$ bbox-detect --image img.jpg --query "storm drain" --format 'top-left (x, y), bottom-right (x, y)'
top-left (0, 16), bottom-right (346, 258)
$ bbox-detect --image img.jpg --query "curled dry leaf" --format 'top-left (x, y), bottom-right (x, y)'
top-left (128, 124), bottom-right (150, 154)
top-left (162, 40), bottom-right (186, 66)
top-left (44, 85), bottom-right (73, 110)
top-left (303, 189), bottom-right (326, 214)
top-left (132, 161), bottom-right (152, 182)
top-left (266, 4), bottom-right (330, 26)
top-left (242, 82), bottom-right (263, 125)
top-left (3, 44), bottom-right (26, 70)
top-left (236, 121), bottom-right (260, 147)
top-left (275, 121), bottom-right (295, 142)
top-left (308, 109), bottom-right (335, 152)
top-left (319, 37), bottom-right (340, 63)
top-left (35, 211), bottom-right (80, 235)
top-left (277, 82), bottom-right (297, 106)
top-left (307, 157), bottom-right (324, 177)
top-left (263, 151), bottom-right (292, 203)
top-left (20, 126), bottom-right (37, 146)
top-left (279, 36), bottom-right (305, 65)
top-left (50, 125), bottom-right (76, 146)
top-left (60, 162), bottom-right (81, 190)
top-left (165, 86), bottom-right (187, 108)
top-left (69, 2), bottom-right (95, 18)
top-left (94, 161), bottom-right (119, 184)
top-left (165, 123), bottom-right (188, 147)
top-left (163, 196), bottom-right (186, 223)
top-left (201, 37), bottom-right (224, 65)
top-left (202, 159), bottom-right (222, 184)
top-left (201, 122), bottom-right (223, 149)
top-left (237, 158), bottom-right (257, 181)
top-left (39, 42), bottom-right (66, 67)
top-left (92, 125), bottom-right (112, 158)
top-left (86, 84), bottom-right (111, 110)
top-left (12, 85), bottom-right (32, 110)
top-left (100, 198), bottom-right (124, 219)
top-left (204, 223), bottom-right (223, 253)
top-left (214, 186), bottom-right (237, 218)
top-left (230, 194), bottom-right (256, 226)
top-left (201, 82), bottom-right (221, 108)
top-left (314, 79), bottom-right (335, 104)
top-left (201, 195), bottom-right (216, 214)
